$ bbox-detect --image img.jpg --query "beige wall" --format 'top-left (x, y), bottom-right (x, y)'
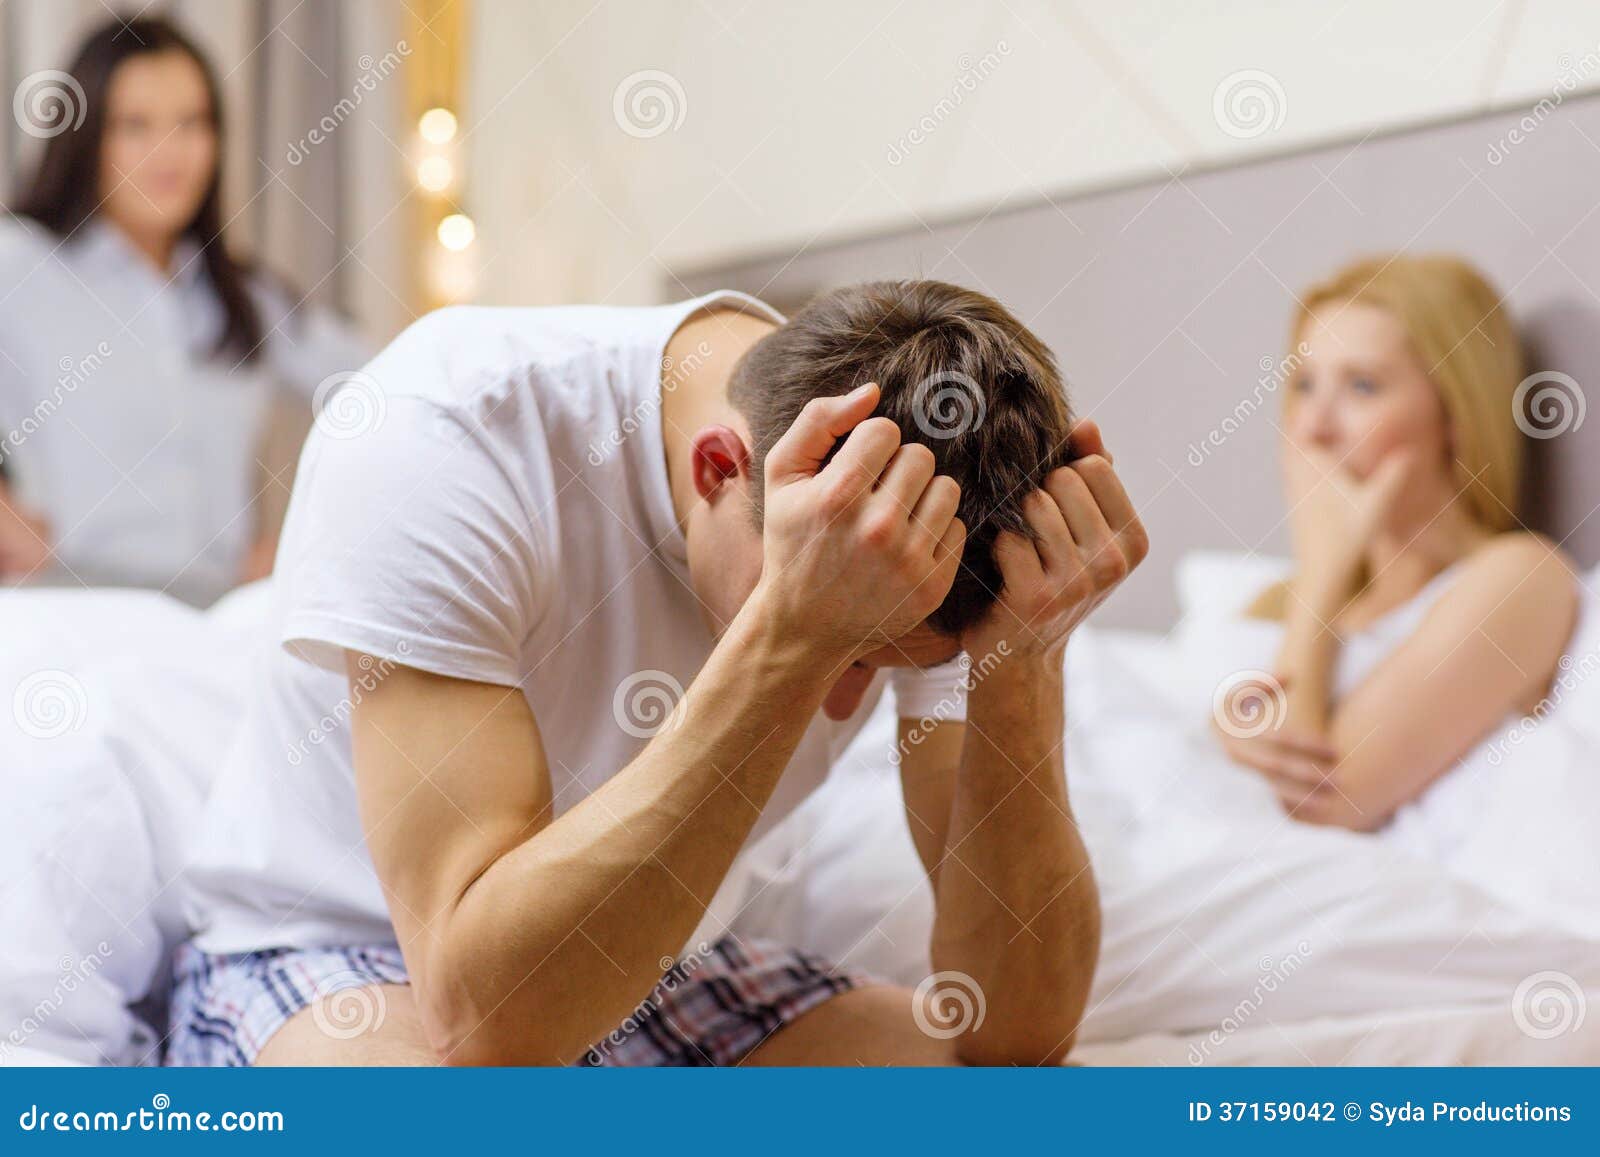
top-left (464, 0), bottom-right (1600, 307)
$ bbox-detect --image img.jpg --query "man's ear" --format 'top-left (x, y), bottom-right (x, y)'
top-left (690, 425), bottom-right (753, 501)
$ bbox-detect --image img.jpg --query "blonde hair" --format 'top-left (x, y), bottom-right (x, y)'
top-left (1250, 254), bottom-right (1526, 619)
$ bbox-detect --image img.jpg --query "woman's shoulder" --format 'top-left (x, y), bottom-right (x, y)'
top-left (1436, 530), bottom-right (1578, 638)
top-left (1458, 530), bottom-right (1574, 591)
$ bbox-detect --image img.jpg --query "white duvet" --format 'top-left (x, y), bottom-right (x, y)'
top-left (2, 556), bottom-right (1597, 1066)
top-left (712, 553), bottom-right (1600, 1064)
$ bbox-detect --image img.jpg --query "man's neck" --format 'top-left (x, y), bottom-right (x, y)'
top-left (659, 305), bottom-right (776, 528)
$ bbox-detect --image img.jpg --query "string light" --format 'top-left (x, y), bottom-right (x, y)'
top-left (418, 106), bottom-right (458, 144)
top-left (436, 213), bottom-right (476, 251)
top-left (416, 155), bottom-right (454, 193)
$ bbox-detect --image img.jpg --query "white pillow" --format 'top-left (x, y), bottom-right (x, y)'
top-left (0, 727), bottom-right (165, 1066)
top-left (1175, 549), bottom-right (1291, 623)
top-left (0, 586), bottom-right (259, 1065)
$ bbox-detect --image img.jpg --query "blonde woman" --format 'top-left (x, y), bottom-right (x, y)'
top-left (1214, 255), bottom-right (1578, 831)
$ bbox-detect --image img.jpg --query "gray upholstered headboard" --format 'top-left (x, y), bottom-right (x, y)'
top-left (675, 96), bottom-right (1600, 630)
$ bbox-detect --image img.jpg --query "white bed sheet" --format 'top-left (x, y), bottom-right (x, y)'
top-left (707, 620), bottom-right (1600, 1065)
top-left (4, 578), bottom-right (1596, 1066)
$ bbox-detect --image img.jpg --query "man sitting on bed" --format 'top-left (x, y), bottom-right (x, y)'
top-left (175, 280), bottom-right (1147, 1067)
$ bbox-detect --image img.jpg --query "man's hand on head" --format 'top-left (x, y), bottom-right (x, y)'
top-left (960, 419), bottom-right (1148, 667)
top-left (751, 381), bottom-right (967, 667)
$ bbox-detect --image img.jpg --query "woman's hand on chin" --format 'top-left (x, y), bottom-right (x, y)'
top-left (1282, 444), bottom-right (1413, 603)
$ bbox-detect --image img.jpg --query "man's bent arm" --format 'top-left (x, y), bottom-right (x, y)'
top-left (352, 383), bottom-right (966, 1066)
top-left (913, 429), bottom-right (1144, 1066)
top-left (352, 596), bottom-right (845, 1067)
top-left (929, 657), bottom-right (1097, 1066)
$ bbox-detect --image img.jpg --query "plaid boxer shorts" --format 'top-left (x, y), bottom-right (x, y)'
top-left (164, 935), bottom-right (872, 1067)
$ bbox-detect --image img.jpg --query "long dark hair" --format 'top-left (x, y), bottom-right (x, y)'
top-left (13, 16), bottom-right (263, 362)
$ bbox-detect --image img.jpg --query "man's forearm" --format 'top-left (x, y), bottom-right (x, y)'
top-left (931, 657), bottom-right (1099, 1066)
top-left (434, 594), bottom-right (847, 1065)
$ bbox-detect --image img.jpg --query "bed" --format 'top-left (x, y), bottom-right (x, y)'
top-left (5, 562), bottom-right (1595, 1068)
top-left (6, 96), bottom-right (1600, 1068)
top-left (670, 92), bottom-right (1600, 1064)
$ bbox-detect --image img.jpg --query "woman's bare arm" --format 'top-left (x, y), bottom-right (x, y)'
top-left (1274, 533), bottom-right (1577, 830)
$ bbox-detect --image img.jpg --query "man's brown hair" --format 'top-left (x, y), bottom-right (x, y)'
top-left (728, 279), bottom-right (1074, 636)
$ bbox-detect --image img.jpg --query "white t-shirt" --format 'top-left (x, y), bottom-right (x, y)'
top-left (184, 291), bottom-right (960, 956)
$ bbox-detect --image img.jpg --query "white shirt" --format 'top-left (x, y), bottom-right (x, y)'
top-left (185, 291), bottom-right (959, 956)
top-left (0, 217), bottom-right (370, 605)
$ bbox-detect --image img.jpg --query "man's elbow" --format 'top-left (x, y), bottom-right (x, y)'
top-left (414, 972), bottom-right (494, 1065)
top-left (954, 1024), bottom-right (1077, 1067)
top-left (412, 949), bottom-right (528, 1066)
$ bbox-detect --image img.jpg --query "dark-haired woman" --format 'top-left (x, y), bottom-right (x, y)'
top-left (0, 16), bottom-right (369, 605)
